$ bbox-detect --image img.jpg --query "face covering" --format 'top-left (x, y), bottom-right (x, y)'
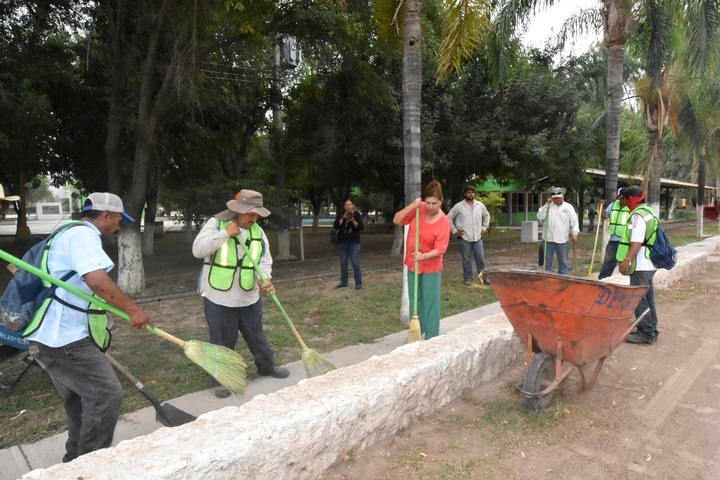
top-left (624, 195), bottom-right (644, 211)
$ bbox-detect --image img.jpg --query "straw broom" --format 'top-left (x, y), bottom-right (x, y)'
top-left (237, 242), bottom-right (335, 377)
top-left (405, 206), bottom-right (422, 343)
top-left (0, 248), bottom-right (247, 395)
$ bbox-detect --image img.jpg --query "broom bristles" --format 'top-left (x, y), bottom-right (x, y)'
top-left (184, 341), bottom-right (247, 395)
top-left (302, 347), bottom-right (335, 377)
top-left (405, 314), bottom-right (422, 343)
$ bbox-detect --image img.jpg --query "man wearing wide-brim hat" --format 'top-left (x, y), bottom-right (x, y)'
top-left (192, 189), bottom-right (289, 398)
top-left (537, 187), bottom-right (579, 274)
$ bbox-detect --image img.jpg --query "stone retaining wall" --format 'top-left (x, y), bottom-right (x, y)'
top-left (24, 315), bottom-right (523, 479)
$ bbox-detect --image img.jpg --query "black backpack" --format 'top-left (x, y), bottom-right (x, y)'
top-left (0, 222), bottom-right (85, 333)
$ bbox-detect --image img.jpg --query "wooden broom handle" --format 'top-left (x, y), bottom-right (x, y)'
top-left (149, 327), bottom-right (187, 348)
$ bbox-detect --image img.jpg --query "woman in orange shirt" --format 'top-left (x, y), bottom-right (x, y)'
top-left (393, 180), bottom-right (451, 340)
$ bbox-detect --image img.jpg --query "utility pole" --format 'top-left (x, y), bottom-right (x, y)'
top-left (272, 36), bottom-right (300, 260)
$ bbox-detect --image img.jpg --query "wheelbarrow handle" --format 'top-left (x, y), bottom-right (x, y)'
top-left (621, 308), bottom-right (651, 342)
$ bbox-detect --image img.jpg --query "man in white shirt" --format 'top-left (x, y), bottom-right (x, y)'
top-left (537, 187), bottom-right (579, 274)
top-left (447, 185), bottom-right (491, 286)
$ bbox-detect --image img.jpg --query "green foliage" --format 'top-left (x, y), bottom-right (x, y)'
top-left (476, 191), bottom-right (505, 227)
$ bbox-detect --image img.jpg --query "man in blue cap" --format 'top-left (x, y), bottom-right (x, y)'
top-left (26, 192), bottom-right (153, 463)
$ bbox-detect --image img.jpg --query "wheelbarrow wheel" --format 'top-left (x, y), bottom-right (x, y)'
top-left (523, 353), bottom-right (555, 411)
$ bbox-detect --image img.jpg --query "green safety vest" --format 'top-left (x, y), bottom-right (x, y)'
top-left (616, 205), bottom-right (658, 271)
top-left (208, 221), bottom-right (264, 291)
top-left (608, 201), bottom-right (630, 238)
top-left (23, 222), bottom-right (112, 351)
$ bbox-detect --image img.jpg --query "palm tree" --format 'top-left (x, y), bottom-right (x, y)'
top-left (630, 0), bottom-right (720, 214)
top-left (491, 0), bottom-right (630, 207)
top-left (676, 78), bottom-right (720, 238)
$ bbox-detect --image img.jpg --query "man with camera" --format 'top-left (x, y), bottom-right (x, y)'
top-left (333, 199), bottom-right (364, 289)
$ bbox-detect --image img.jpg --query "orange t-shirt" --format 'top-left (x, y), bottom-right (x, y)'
top-left (400, 203), bottom-right (451, 274)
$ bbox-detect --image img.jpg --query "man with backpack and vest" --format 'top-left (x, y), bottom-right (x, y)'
top-left (616, 186), bottom-right (659, 345)
top-left (25, 192), bottom-right (153, 463)
top-left (597, 188), bottom-right (630, 280)
top-left (192, 189), bottom-right (289, 398)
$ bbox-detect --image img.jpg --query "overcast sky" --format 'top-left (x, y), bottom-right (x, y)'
top-left (522, 0), bottom-right (600, 55)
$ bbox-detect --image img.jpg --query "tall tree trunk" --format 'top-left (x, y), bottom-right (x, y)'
top-left (104, 0), bottom-right (128, 193)
top-left (602, 0), bottom-right (630, 205)
top-left (697, 146), bottom-right (707, 239)
top-left (118, 0), bottom-right (171, 294)
top-left (400, 0), bottom-right (422, 324)
top-left (403, 0), bottom-right (422, 206)
top-left (647, 127), bottom-right (663, 214)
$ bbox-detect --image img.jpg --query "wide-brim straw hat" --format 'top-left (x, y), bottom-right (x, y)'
top-left (216, 189), bottom-right (271, 220)
top-left (0, 184), bottom-right (20, 202)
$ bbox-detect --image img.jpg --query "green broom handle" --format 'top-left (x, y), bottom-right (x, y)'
top-left (0, 248), bottom-right (182, 346)
top-left (236, 240), bottom-right (308, 349)
top-left (413, 206), bottom-right (419, 315)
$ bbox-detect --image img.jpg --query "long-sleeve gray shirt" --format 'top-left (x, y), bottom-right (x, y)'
top-left (447, 199), bottom-right (490, 242)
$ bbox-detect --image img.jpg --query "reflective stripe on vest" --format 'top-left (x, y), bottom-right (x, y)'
top-left (608, 202), bottom-right (630, 238)
top-left (208, 221), bottom-right (263, 292)
top-left (616, 204), bottom-right (658, 263)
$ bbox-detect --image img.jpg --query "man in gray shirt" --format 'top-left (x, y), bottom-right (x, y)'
top-left (447, 185), bottom-right (491, 286)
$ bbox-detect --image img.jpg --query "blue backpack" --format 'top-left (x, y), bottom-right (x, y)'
top-left (640, 206), bottom-right (677, 270)
top-left (0, 222), bottom-right (84, 337)
top-left (646, 223), bottom-right (677, 270)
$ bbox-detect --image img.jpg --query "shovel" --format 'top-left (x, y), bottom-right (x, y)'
top-left (104, 352), bottom-right (196, 427)
top-left (7, 262), bottom-right (195, 426)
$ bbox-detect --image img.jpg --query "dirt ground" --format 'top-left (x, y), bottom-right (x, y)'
top-left (322, 258), bottom-right (720, 480)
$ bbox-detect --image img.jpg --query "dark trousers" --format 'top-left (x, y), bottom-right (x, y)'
top-left (203, 298), bottom-right (275, 374)
top-left (31, 338), bottom-right (123, 462)
top-left (598, 240), bottom-right (620, 279)
top-left (631, 270), bottom-right (658, 338)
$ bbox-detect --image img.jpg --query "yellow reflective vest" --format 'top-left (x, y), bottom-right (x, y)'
top-left (616, 204), bottom-right (658, 271)
top-left (23, 222), bottom-right (111, 351)
top-left (608, 201), bottom-right (630, 238)
top-left (208, 222), bottom-right (264, 291)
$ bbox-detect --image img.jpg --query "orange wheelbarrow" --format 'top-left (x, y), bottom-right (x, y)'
top-left (485, 269), bottom-right (649, 411)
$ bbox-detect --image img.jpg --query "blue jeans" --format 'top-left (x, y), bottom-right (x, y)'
top-left (544, 241), bottom-right (570, 274)
top-left (203, 298), bottom-right (276, 374)
top-left (338, 242), bottom-right (362, 287)
top-left (630, 270), bottom-right (658, 338)
top-left (30, 338), bottom-right (123, 462)
top-left (458, 238), bottom-right (486, 282)
top-left (598, 240), bottom-right (620, 279)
